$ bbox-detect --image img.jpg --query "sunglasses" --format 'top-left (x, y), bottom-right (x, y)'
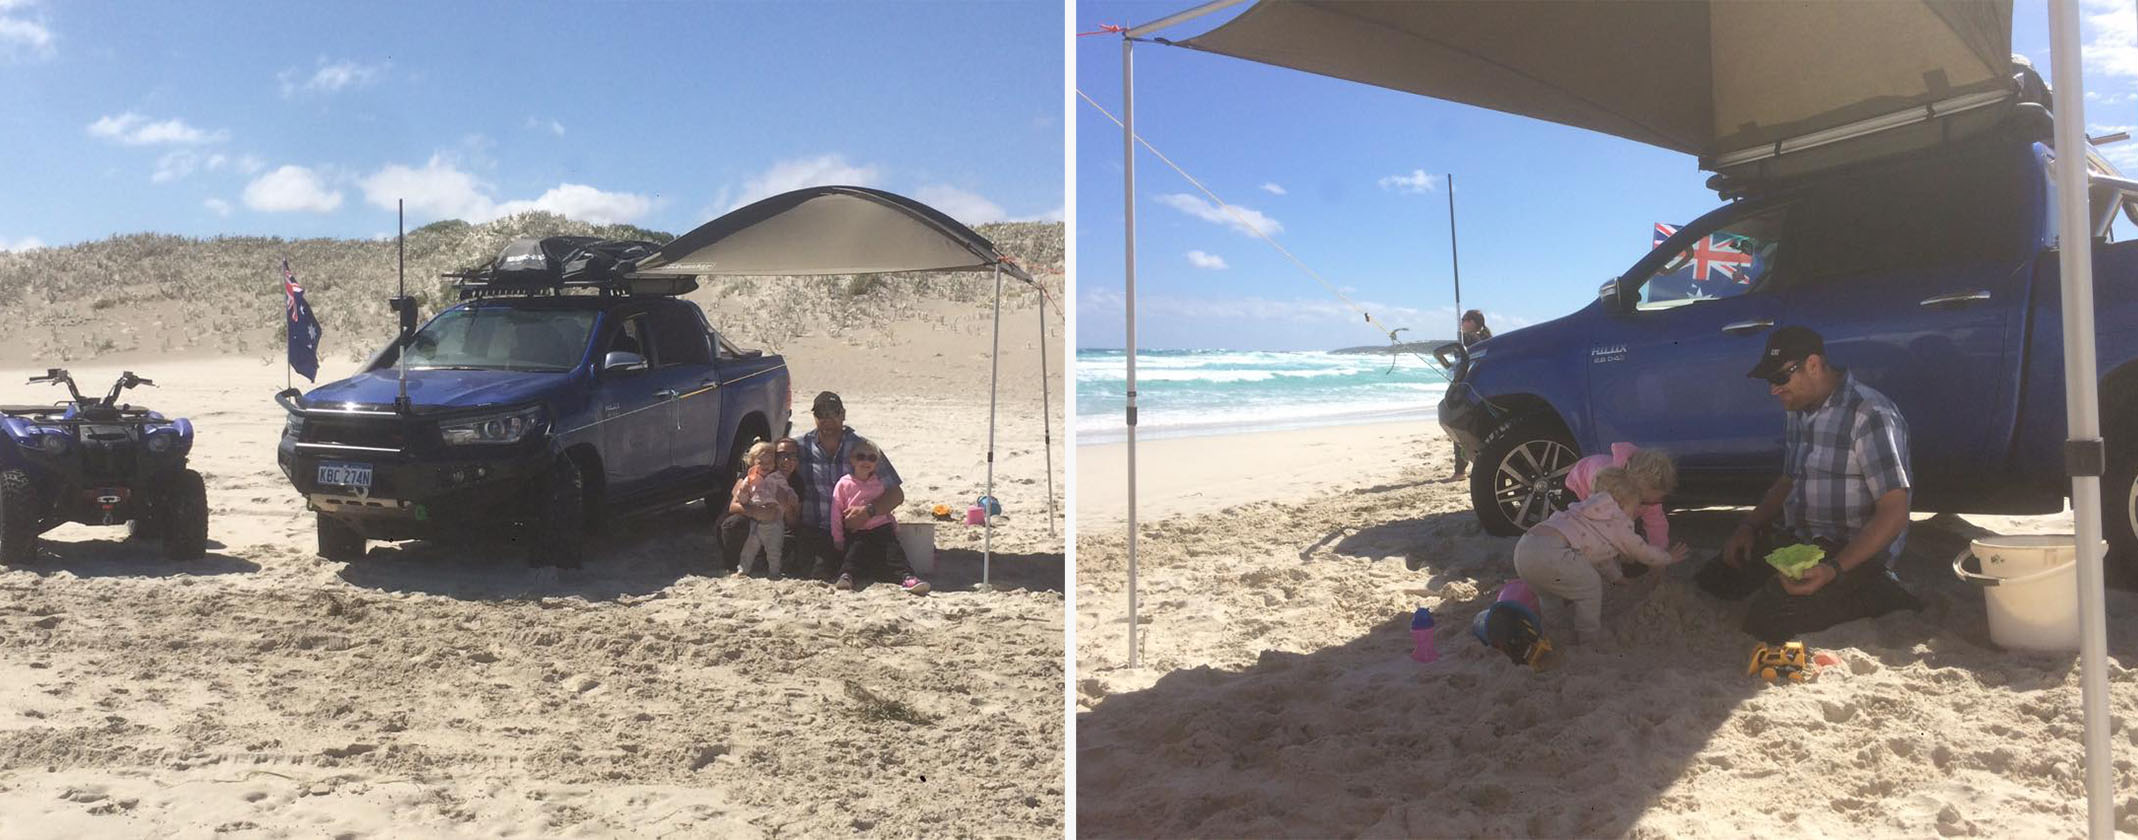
top-left (1763, 360), bottom-right (1803, 388)
top-left (777, 451), bottom-right (799, 459)
top-left (851, 453), bottom-right (878, 462)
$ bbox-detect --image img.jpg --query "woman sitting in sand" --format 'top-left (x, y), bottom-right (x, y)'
top-left (729, 440), bottom-right (800, 578)
top-left (1565, 443), bottom-right (1673, 552)
top-left (830, 438), bottom-right (930, 595)
top-left (1513, 458), bottom-right (1689, 648)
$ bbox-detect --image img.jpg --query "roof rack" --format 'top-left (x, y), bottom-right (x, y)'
top-left (443, 236), bottom-right (699, 300)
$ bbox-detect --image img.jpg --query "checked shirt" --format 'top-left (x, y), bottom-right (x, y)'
top-left (1782, 370), bottom-right (1913, 565)
top-left (796, 426), bottom-right (901, 531)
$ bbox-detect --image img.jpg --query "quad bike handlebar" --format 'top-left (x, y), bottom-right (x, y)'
top-left (25, 369), bottom-right (154, 408)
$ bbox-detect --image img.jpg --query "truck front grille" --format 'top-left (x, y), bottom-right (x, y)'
top-left (302, 417), bottom-right (413, 451)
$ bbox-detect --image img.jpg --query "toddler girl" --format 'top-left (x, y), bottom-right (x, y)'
top-left (1513, 459), bottom-right (1689, 648)
top-left (735, 440), bottom-right (797, 578)
top-left (1565, 442), bottom-right (1672, 550)
top-left (831, 439), bottom-right (929, 594)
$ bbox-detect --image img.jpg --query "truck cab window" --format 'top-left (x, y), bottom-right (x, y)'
top-left (651, 305), bottom-right (711, 367)
top-left (607, 313), bottom-right (655, 367)
top-left (1635, 209), bottom-right (1786, 310)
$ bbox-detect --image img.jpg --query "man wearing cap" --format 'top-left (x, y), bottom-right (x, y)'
top-left (792, 391), bottom-right (913, 582)
top-left (1694, 325), bottom-right (1923, 641)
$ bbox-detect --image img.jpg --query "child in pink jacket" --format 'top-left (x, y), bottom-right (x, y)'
top-left (1564, 442), bottom-right (1671, 550)
top-left (1514, 461), bottom-right (1689, 647)
top-left (830, 438), bottom-right (929, 595)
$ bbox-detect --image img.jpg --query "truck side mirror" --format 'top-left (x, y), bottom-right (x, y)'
top-left (389, 295), bottom-right (419, 339)
top-left (603, 351), bottom-right (648, 373)
top-left (1597, 278), bottom-right (1623, 309)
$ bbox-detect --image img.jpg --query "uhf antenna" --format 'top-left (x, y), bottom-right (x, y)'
top-left (394, 198), bottom-right (411, 414)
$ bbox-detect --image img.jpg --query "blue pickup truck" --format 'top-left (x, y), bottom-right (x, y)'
top-left (275, 236), bottom-right (790, 567)
top-left (1438, 115), bottom-right (2138, 571)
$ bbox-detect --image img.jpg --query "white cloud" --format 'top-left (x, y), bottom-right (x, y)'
top-left (1378, 169), bottom-right (1438, 194)
top-left (526, 116), bottom-right (565, 136)
top-left (720, 154), bottom-right (880, 211)
top-left (360, 154), bottom-right (654, 224)
top-left (0, 235), bottom-right (44, 252)
top-left (914, 184), bottom-right (1008, 224)
top-left (1185, 250), bottom-right (1228, 270)
top-left (87, 113), bottom-right (227, 146)
top-left (235, 154), bottom-right (266, 175)
top-left (0, 0), bottom-right (51, 61)
top-left (152, 150), bottom-right (236, 183)
top-left (2083, 0), bottom-right (2138, 81)
top-left (1153, 193), bottom-right (1282, 237)
top-left (243, 165), bottom-right (343, 213)
top-left (494, 184), bottom-right (655, 225)
top-left (203, 198), bottom-right (232, 217)
top-left (360, 155), bottom-right (493, 220)
top-left (279, 57), bottom-right (389, 97)
top-left (1259, 182), bottom-right (1287, 195)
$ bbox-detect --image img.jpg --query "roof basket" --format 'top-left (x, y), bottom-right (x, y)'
top-left (443, 236), bottom-right (698, 299)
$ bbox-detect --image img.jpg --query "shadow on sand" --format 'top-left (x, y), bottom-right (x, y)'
top-left (11, 535), bottom-right (257, 577)
top-left (1077, 508), bottom-right (2136, 837)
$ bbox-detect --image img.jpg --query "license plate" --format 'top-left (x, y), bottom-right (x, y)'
top-left (317, 461), bottom-right (373, 489)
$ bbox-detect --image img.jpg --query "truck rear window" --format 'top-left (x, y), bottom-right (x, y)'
top-left (1785, 155), bottom-right (2028, 280)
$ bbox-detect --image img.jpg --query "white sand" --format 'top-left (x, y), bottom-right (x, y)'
top-left (0, 299), bottom-right (1064, 838)
top-left (1076, 421), bottom-right (2138, 838)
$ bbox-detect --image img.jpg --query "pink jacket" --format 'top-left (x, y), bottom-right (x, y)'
top-left (1534, 493), bottom-right (1673, 583)
top-left (1564, 441), bottom-right (1669, 550)
top-left (831, 474), bottom-right (896, 548)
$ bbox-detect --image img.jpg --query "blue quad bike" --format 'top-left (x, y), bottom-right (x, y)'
top-left (0, 369), bottom-right (206, 564)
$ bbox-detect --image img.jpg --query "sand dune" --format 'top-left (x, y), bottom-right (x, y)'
top-left (1076, 423), bottom-right (2138, 838)
top-left (0, 298), bottom-right (1064, 839)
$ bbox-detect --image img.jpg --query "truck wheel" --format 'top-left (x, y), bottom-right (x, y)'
top-left (161, 469), bottom-right (208, 561)
top-left (2107, 438), bottom-right (2138, 586)
top-left (317, 513), bottom-right (364, 562)
top-left (530, 456), bottom-right (588, 568)
top-left (1469, 415), bottom-right (1579, 537)
top-left (0, 468), bottom-right (39, 565)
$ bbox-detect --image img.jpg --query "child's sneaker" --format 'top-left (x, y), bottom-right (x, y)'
top-left (834, 574), bottom-right (854, 591)
top-left (900, 576), bottom-right (931, 595)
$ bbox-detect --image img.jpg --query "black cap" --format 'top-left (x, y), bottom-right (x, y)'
top-left (811, 391), bottom-right (844, 417)
top-left (1746, 325), bottom-right (1825, 379)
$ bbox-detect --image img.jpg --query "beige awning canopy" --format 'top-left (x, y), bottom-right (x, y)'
top-left (1178, 0), bottom-right (2014, 177)
top-left (634, 185), bottom-right (1031, 282)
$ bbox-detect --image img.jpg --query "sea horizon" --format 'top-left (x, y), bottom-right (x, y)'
top-left (1075, 347), bottom-right (1450, 445)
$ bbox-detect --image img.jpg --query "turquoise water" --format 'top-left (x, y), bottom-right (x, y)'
top-left (1076, 349), bottom-right (1450, 444)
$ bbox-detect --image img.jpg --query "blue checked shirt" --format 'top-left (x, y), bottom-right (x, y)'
top-left (796, 426), bottom-right (900, 531)
top-left (1782, 371), bottom-right (1913, 565)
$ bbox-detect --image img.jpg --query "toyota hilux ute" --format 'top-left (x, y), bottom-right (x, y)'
top-left (275, 236), bottom-right (789, 567)
top-left (1438, 62), bottom-right (2138, 573)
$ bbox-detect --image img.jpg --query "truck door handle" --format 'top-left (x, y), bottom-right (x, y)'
top-left (653, 389), bottom-right (679, 400)
top-left (1721, 319), bottom-right (1774, 335)
top-left (1920, 289), bottom-right (1991, 307)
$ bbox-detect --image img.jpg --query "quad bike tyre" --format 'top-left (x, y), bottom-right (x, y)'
top-left (317, 513), bottom-right (365, 562)
top-left (0, 468), bottom-right (39, 565)
top-left (1469, 415), bottom-right (1581, 537)
top-left (529, 456), bottom-right (589, 568)
top-left (162, 468), bottom-right (208, 561)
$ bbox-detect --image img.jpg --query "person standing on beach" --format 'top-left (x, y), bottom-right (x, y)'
top-left (718, 438), bottom-right (801, 576)
top-left (1449, 309), bottom-right (1492, 479)
top-left (793, 391), bottom-right (919, 585)
top-left (1693, 326), bottom-right (1924, 642)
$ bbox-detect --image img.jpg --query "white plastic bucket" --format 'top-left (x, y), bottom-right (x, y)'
top-left (1951, 535), bottom-right (2091, 652)
top-left (897, 522), bottom-right (936, 575)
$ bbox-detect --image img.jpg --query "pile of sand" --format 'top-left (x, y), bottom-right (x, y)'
top-left (1076, 426), bottom-right (2138, 838)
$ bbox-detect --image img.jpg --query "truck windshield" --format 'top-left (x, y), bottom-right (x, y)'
top-left (399, 307), bottom-right (595, 372)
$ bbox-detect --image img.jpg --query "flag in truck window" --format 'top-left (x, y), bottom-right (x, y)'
top-left (284, 259), bottom-right (322, 382)
top-left (1646, 223), bottom-right (1764, 303)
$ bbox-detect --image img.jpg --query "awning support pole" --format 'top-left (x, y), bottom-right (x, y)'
top-left (985, 263), bottom-right (1003, 588)
top-left (1123, 33), bottom-right (1142, 669)
top-left (1040, 284), bottom-right (1056, 535)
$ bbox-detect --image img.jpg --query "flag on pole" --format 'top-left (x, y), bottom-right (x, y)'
top-left (283, 259), bottom-right (322, 382)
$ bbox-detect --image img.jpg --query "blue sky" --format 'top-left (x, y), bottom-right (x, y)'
top-left (1075, 0), bottom-right (2138, 351)
top-left (0, 0), bottom-right (1062, 249)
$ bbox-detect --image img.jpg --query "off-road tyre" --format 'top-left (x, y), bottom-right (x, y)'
top-left (0, 468), bottom-right (39, 565)
top-left (317, 513), bottom-right (365, 563)
top-left (2106, 390), bottom-right (2138, 586)
top-left (162, 469), bottom-right (208, 561)
top-left (1469, 414), bottom-right (1580, 537)
top-left (530, 456), bottom-right (588, 568)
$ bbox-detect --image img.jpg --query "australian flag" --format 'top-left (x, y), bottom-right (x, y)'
top-left (1648, 223), bottom-right (1761, 302)
top-left (283, 259), bottom-right (322, 382)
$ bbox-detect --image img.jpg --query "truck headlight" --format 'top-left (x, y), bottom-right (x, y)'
top-left (284, 414), bottom-right (304, 438)
top-left (440, 405), bottom-right (546, 446)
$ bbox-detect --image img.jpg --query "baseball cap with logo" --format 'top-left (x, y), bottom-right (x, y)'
top-left (811, 391), bottom-right (845, 417)
top-left (1745, 325), bottom-right (1825, 380)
